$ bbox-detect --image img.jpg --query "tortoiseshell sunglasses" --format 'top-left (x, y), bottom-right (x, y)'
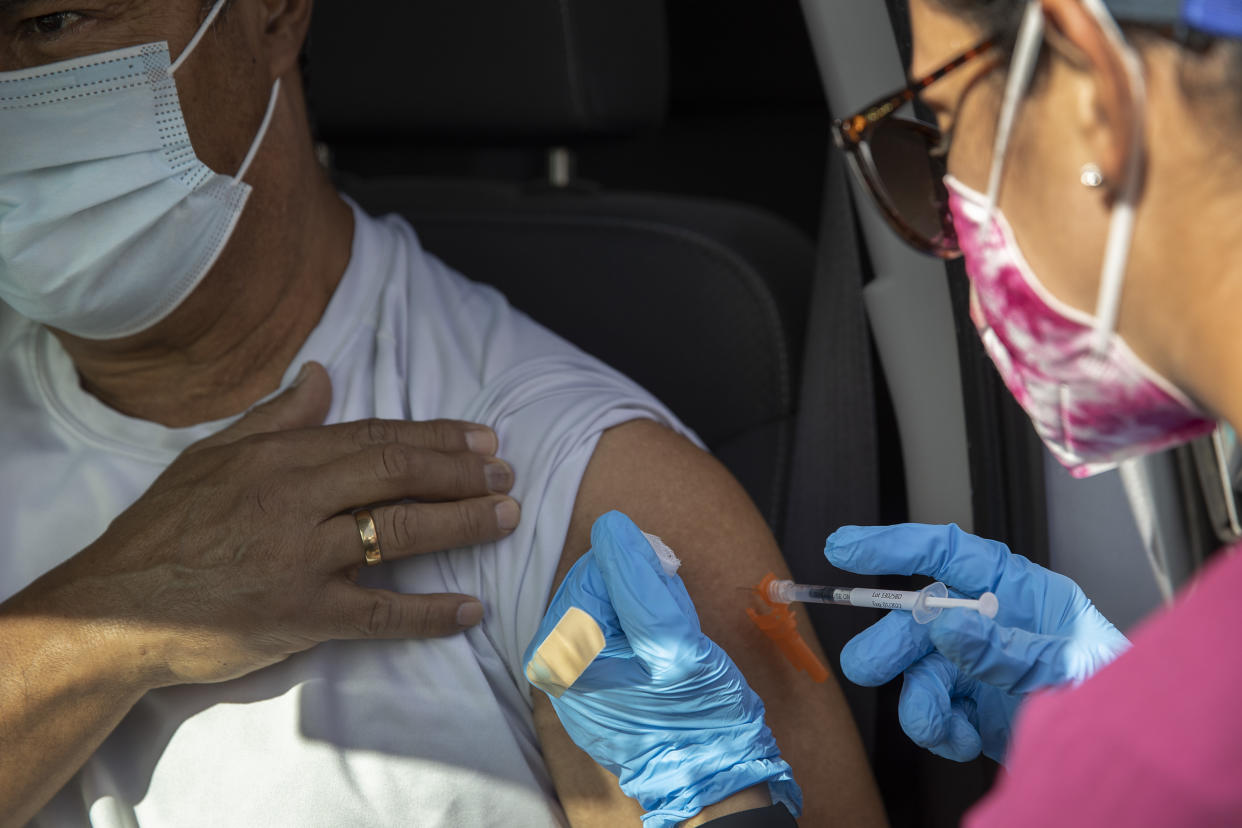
top-left (832, 37), bottom-right (996, 259)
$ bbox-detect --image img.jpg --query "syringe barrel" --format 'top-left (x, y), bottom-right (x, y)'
top-left (763, 579), bottom-right (994, 620)
top-left (772, 582), bottom-right (849, 605)
top-left (768, 582), bottom-right (921, 609)
top-left (846, 588), bottom-right (919, 611)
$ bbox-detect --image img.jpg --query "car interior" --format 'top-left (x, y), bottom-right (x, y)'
top-left (306, 2), bottom-right (1242, 824)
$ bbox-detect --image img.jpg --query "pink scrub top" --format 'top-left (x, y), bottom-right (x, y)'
top-left (966, 546), bottom-right (1242, 827)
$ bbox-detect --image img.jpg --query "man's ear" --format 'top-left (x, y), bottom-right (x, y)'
top-left (1041, 0), bottom-right (1141, 196)
top-left (258, 0), bottom-right (313, 80)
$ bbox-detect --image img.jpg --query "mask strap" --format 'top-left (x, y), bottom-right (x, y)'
top-left (984, 0), bottom-right (1045, 217)
top-left (1082, 0), bottom-right (1146, 354)
top-left (235, 79), bottom-right (282, 182)
top-left (164, 0), bottom-right (280, 183)
top-left (170, 0), bottom-right (230, 75)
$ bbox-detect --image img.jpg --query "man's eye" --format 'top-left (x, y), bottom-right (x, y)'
top-left (24, 11), bottom-right (84, 37)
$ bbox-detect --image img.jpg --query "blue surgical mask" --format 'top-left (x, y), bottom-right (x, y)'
top-left (0, 0), bottom-right (280, 339)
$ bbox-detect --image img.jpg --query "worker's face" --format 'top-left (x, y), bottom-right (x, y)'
top-left (906, 0), bottom-right (1113, 322)
top-left (0, 0), bottom-right (301, 180)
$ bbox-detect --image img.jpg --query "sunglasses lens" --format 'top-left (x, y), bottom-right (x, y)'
top-left (866, 119), bottom-right (958, 255)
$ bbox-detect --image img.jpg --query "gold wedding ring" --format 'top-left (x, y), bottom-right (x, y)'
top-left (355, 509), bottom-right (382, 566)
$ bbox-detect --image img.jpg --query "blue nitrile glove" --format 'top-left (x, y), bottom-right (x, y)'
top-left (825, 523), bottom-right (1130, 764)
top-left (523, 511), bottom-right (801, 827)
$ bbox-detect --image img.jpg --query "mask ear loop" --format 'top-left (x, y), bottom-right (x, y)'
top-left (170, 0), bottom-right (230, 75)
top-left (1080, 0), bottom-right (1147, 356)
top-left (165, 0), bottom-right (281, 183)
top-left (235, 80), bottom-right (281, 182)
top-left (984, 0), bottom-right (1046, 218)
top-left (985, 0), bottom-right (1145, 358)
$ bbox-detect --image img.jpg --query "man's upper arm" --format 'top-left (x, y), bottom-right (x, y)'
top-left (534, 418), bottom-right (887, 827)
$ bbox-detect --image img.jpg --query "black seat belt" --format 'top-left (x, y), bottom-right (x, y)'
top-left (781, 145), bottom-right (881, 756)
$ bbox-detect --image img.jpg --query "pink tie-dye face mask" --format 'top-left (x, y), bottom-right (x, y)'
top-left (944, 175), bottom-right (1216, 478)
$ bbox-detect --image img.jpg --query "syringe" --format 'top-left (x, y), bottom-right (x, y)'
top-left (764, 579), bottom-right (998, 624)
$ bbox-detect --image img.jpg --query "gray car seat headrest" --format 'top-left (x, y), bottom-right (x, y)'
top-left (307, 0), bottom-right (669, 143)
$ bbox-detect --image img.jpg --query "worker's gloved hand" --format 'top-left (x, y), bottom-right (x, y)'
top-left (523, 511), bottom-right (800, 828)
top-left (825, 523), bottom-right (1129, 764)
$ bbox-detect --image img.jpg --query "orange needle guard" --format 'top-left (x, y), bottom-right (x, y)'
top-left (745, 572), bottom-right (829, 683)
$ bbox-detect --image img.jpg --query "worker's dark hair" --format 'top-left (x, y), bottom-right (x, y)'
top-left (926, 0), bottom-right (1036, 86)
top-left (929, 0), bottom-right (1025, 31)
top-left (928, 0), bottom-right (1242, 125)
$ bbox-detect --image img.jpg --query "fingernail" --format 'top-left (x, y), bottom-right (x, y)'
top-left (466, 428), bottom-right (498, 455)
top-left (456, 601), bottom-right (484, 627)
top-left (485, 460), bottom-right (514, 492)
top-left (495, 499), bottom-right (521, 532)
top-left (292, 364), bottom-right (311, 388)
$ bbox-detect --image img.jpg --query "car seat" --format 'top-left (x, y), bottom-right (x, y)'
top-left (308, 0), bottom-right (820, 538)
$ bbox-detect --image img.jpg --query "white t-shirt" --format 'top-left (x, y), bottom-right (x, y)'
top-left (0, 202), bottom-right (690, 827)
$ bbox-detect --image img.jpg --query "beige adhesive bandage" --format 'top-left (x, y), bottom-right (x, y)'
top-left (525, 606), bottom-right (606, 698)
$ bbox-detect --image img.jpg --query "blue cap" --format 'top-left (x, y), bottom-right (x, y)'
top-left (1106, 0), bottom-right (1242, 37)
top-left (1182, 0), bottom-right (1242, 37)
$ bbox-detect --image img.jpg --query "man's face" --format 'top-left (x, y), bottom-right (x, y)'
top-left (0, 0), bottom-right (283, 178)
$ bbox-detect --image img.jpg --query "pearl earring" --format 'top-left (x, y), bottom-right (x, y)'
top-left (1080, 163), bottom-right (1104, 188)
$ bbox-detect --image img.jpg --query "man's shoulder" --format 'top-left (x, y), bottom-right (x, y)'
top-left (350, 204), bottom-right (501, 312)
top-left (347, 203), bottom-right (592, 388)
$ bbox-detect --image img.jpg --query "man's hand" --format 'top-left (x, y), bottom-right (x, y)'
top-left (0, 362), bottom-right (522, 825)
top-left (7, 361), bottom-right (522, 687)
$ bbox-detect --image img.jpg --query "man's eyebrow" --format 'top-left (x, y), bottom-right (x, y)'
top-left (0, 0), bottom-right (43, 15)
top-left (0, 0), bottom-right (65, 17)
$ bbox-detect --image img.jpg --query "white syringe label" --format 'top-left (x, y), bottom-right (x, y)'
top-left (847, 588), bottom-right (918, 611)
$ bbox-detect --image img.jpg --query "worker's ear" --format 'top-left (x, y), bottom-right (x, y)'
top-left (1040, 0), bottom-right (1141, 197)
top-left (257, 0), bottom-right (313, 82)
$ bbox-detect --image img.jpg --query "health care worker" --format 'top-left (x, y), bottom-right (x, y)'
top-left (523, 0), bottom-right (1242, 825)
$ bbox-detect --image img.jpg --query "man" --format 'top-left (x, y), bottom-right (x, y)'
top-left (0, 1), bottom-right (885, 825)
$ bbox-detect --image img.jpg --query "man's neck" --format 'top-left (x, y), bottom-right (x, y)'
top-left (51, 167), bottom-right (355, 429)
